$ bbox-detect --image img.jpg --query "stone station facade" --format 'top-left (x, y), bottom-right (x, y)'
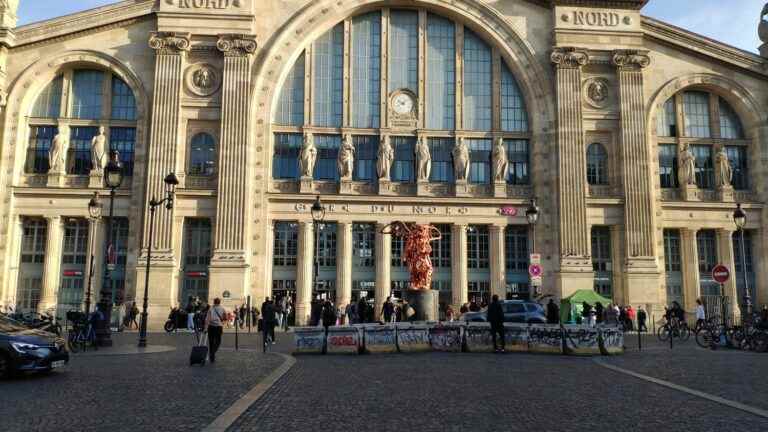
top-left (0, 0), bottom-right (766, 327)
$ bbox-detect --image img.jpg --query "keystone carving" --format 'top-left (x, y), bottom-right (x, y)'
top-left (550, 47), bottom-right (589, 68)
top-left (217, 34), bottom-right (258, 56)
top-left (148, 32), bottom-right (191, 53)
top-left (612, 50), bottom-right (651, 69)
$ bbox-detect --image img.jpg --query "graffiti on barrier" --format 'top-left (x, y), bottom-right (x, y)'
top-left (599, 327), bottom-right (624, 355)
top-left (366, 331), bottom-right (396, 346)
top-left (295, 334), bottom-right (324, 352)
top-left (564, 326), bottom-right (600, 355)
top-left (430, 327), bottom-right (462, 351)
top-left (329, 335), bottom-right (357, 346)
top-left (528, 327), bottom-right (563, 348)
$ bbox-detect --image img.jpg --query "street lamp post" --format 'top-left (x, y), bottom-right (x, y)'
top-left (525, 198), bottom-right (540, 296)
top-left (138, 173), bottom-right (179, 348)
top-left (310, 196), bottom-right (325, 321)
top-left (85, 192), bottom-right (103, 316)
top-left (733, 203), bottom-right (752, 319)
top-left (96, 150), bottom-right (123, 346)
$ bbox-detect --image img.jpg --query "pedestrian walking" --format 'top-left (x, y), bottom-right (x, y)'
top-left (637, 306), bottom-right (648, 332)
top-left (261, 297), bottom-right (277, 344)
top-left (346, 302), bottom-right (356, 325)
top-left (604, 303), bottom-right (618, 325)
top-left (283, 302), bottom-right (292, 331)
top-left (382, 296), bottom-right (395, 323)
top-left (546, 299), bottom-right (559, 324)
top-left (695, 299), bottom-right (706, 331)
top-left (446, 305), bottom-right (455, 322)
top-left (488, 295), bottom-right (505, 353)
top-left (357, 296), bottom-right (368, 324)
top-left (130, 302), bottom-right (139, 329)
top-left (595, 302), bottom-right (604, 325)
top-left (185, 296), bottom-right (196, 331)
top-left (581, 302), bottom-right (592, 326)
top-left (275, 300), bottom-right (284, 330)
top-left (322, 299), bottom-right (336, 332)
top-left (204, 298), bottom-right (226, 363)
top-left (626, 305), bottom-right (636, 331)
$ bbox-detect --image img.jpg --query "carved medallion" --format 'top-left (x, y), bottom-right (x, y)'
top-left (582, 77), bottom-right (610, 109)
top-left (185, 63), bottom-right (221, 97)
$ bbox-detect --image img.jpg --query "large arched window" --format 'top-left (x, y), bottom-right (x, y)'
top-left (656, 90), bottom-right (748, 191)
top-left (188, 133), bottom-right (217, 176)
top-left (586, 143), bottom-right (608, 186)
top-left (26, 69), bottom-right (138, 177)
top-left (271, 8), bottom-right (530, 189)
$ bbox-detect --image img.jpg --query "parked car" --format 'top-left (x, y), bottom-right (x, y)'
top-left (0, 314), bottom-right (69, 378)
top-left (461, 300), bottom-right (547, 324)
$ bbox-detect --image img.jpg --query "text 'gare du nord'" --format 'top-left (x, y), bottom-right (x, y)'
top-left (0, 0), bottom-right (765, 329)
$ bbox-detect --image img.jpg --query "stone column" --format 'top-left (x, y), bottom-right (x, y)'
top-left (374, 223), bottom-right (391, 320)
top-left (754, 228), bottom-right (767, 307)
top-left (489, 224), bottom-right (506, 300)
top-left (2, 217), bottom-right (23, 308)
top-left (613, 50), bottom-right (661, 305)
top-left (85, 218), bottom-right (106, 312)
top-left (451, 223), bottom-right (468, 308)
top-left (295, 222), bottom-right (314, 326)
top-left (716, 229), bottom-right (741, 323)
top-left (40, 216), bottom-right (63, 313)
top-left (680, 228), bottom-right (700, 315)
top-left (336, 222), bottom-right (353, 310)
top-left (551, 47), bottom-right (593, 296)
top-left (208, 35), bottom-right (257, 309)
top-left (609, 225), bottom-right (625, 306)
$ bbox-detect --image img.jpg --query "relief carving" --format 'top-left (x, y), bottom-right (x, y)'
top-left (185, 63), bottom-right (221, 97)
top-left (583, 77), bottom-right (610, 109)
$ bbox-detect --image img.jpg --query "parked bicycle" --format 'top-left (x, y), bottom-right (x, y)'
top-left (656, 316), bottom-right (691, 342)
top-left (66, 311), bottom-right (98, 353)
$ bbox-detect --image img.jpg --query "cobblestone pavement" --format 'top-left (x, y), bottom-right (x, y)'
top-left (231, 333), bottom-right (768, 432)
top-left (0, 331), bottom-right (285, 432)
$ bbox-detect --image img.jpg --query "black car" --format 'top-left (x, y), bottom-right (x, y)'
top-left (461, 300), bottom-right (547, 324)
top-left (0, 314), bottom-right (69, 378)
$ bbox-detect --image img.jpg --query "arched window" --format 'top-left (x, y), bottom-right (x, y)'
top-left (188, 133), bottom-right (217, 176)
top-left (26, 69), bottom-right (138, 176)
top-left (586, 143), bottom-right (608, 185)
top-left (272, 8), bottom-right (530, 188)
top-left (656, 90), bottom-right (749, 191)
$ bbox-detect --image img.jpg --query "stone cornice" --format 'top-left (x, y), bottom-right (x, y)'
top-left (149, 31), bottom-right (191, 54)
top-left (642, 16), bottom-right (767, 76)
top-left (612, 49), bottom-right (650, 69)
top-left (13, 0), bottom-right (154, 48)
top-left (216, 34), bottom-right (257, 57)
top-left (551, 47), bottom-right (589, 68)
top-left (548, 0), bottom-right (648, 9)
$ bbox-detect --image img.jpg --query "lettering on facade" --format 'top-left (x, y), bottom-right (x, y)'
top-left (167, 0), bottom-right (240, 9)
top-left (566, 11), bottom-right (621, 27)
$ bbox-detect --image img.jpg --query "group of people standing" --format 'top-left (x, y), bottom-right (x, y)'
top-left (580, 301), bottom-right (647, 331)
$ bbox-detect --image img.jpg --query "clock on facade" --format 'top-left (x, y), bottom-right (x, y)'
top-left (392, 92), bottom-right (414, 115)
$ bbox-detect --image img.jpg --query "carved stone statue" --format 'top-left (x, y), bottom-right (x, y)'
top-left (452, 137), bottom-right (470, 181)
top-left (415, 136), bottom-right (431, 181)
top-left (678, 143), bottom-right (696, 186)
top-left (338, 134), bottom-right (355, 179)
top-left (377, 134), bottom-right (394, 180)
top-left (492, 137), bottom-right (508, 182)
top-left (48, 125), bottom-right (69, 174)
top-left (715, 147), bottom-right (733, 187)
top-left (299, 133), bottom-right (317, 178)
top-left (193, 68), bottom-right (214, 89)
top-left (91, 126), bottom-right (107, 173)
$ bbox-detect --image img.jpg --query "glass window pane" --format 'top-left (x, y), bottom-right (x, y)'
top-left (71, 70), bottom-right (104, 120)
top-left (504, 226), bottom-right (529, 272)
top-left (389, 10), bottom-right (418, 94)
top-left (273, 221), bottom-right (299, 267)
top-left (696, 230), bottom-right (717, 274)
top-left (312, 24), bottom-right (344, 127)
top-left (188, 133), bottom-right (216, 176)
top-left (586, 143), bottom-right (608, 185)
top-left (426, 14), bottom-right (455, 130)
top-left (683, 91), bottom-right (711, 138)
top-left (501, 63), bottom-right (528, 132)
top-left (275, 53), bottom-right (306, 126)
top-left (31, 76), bottom-right (63, 118)
top-left (273, 133), bottom-right (302, 179)
top-left (109, 127), bottom-right (135, 177)
top-left (353, 223), bottom-right (376, 267)
top-left (316, 222), bottom-right (337, 267)
top-left (657, 98), bottom-right (676, 137)
top-left (430, 224), bottom-right (452, 268)
top-left (467, 225), bottom-right (489, 269)
top-left (111, 76), bottom-right (137, 120)
top-left (505, 139), bottom-right (529, 185)
top-left (353, 135), bottom-right (377, 182)
top-left (658, 144), bottom-right (678, 189)
top-left (391, 136), bottom-right (415, 183)
top-left (463, 29), bottom-right (492, 131)
top-left (663, 229), bottom-right (682, 273)
top-left (691, 145), bottom-right (714, 189)
top-left (314, 135), bottom-right (341, 181)
top-left (351, 12), bottom-right (381, 128)
top-left (184, 219), bottom-right (212, 266)
top-left (591, 226), bottom-right (612, 296)
top-left (725, 146), bottom-right (748, 190)
top-left (69, 127), bottom-right (98, 175)
top-left (719, 98), bottom-right (743, 139)
top-left (428, 137), bottom-right (454, 183)
top-left (26, 126), bottom-right (57, 174)
top-left (466, 138), bottom-right (491, 184)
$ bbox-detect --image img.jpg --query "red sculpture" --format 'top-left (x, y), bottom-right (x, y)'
top-left (381, 222), bottom-right (442, 291)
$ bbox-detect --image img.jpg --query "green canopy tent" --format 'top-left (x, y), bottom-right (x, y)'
top-left (560, 290), bottom-right (612, 324)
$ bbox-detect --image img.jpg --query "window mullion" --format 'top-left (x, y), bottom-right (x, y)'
top-left (102, 72), bottom-right (113, 120)
top-left (418, 9), bottom-right (427, 126)
top-left (343, 18), bottom-right (352, 128)
top-left (492, 47), bottom-right (501, 132)
top-left (455, 22), bottom-right (463, 132)
top-left (61, 70), bottom-right (74, 120)
top-left (381, 8), bottom-right (390, 129)
top-left (709, 92), bottom-right (721, 139)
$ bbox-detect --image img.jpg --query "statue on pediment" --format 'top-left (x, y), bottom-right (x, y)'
top-left (377, 135), bottom-right (394, 180)
top-left (338, 134), bottom-right (354, 180)
top-left (715, 147), bottom-right (733, 187)
top-left (415, 136), bottom-right (431, 181)
top-left (452, 137), bottom-right (470, 181)
top-left (492, 137), bottom-right (508, 182)
top-left (48, 125), bottom-right (69, 174)
top-left (299, 132), bottom-right (317, 178)
top-left (91, 126), bottom-right (107, 173)
top-left (678, 143), bottom-right (696, 186)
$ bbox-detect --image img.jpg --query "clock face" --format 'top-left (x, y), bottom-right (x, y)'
top-left (392, 93), bottom-right (414, 115)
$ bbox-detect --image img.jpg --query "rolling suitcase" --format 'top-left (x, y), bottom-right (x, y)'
top-left (190, 331), bottom-right (208, 366)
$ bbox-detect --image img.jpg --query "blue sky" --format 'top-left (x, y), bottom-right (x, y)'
top-left (15, 0), bottom-right (765, 53)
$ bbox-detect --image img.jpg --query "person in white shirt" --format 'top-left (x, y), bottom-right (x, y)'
top-left (205, 298), bottom-right (227, 363)
top-left (695, 298), bottom-right (706, 332)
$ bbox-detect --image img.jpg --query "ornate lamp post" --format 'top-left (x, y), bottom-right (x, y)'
top-left (138, 172), bottom-right (179, 348)
top-left (85, 192), bottom-right (103, 316)
top-left (310, 196), bottom-right (325, 308)
top-left (733, 203), bottom-right (753, 318)
top-left (526, 198), bottom-right (540, 296)
top-left (96, 150), bottom-right (123, 346)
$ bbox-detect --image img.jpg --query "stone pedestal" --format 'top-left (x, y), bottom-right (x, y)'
top-left (557, 257), bottom-right (594, 298)
top-left (339, 178), bottom-right (353, 194)
top-left (89, 170), bottom-right (103, 189)
top-left (623, 257), bottom-right (662, 305)
top-left (681, 184), bottom-right (699, 201)
top-left (208, 257), bottom-right (250, 310)
top-left (416, 180), bottom-right (429, 196)
top-left (299, 176), bottom-right (313, 194)
top-left (404, 289), bottom-right (439, 321)
top-left (47, 172), bottom-right (65, 188)
top-left (493, 181), bottom-right (506, 198)
top-left (717, 185), bottom-right (734, 202)
top-left (454, 179), bottom-right (470, 197)
top-left (378, 178), bottom-right (395, 195)
top-left (135, 255), bottom-right (178, 330)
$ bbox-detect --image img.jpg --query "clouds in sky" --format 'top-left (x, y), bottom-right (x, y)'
top-left (15, 0), bottom-right (766, 53)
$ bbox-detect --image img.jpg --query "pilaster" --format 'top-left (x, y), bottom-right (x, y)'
top-left (716, 229), bottom-right (741, 322)
top-left (40, 216), bottom-right (63, 313)
top-left (2, 216), bottom-right (23, 308)
top-left (680, 228), bottom-right (700, 314)
top-left (609, 225), bottom-right (624, 305)
top-left (489, 224), bottom-right (506, 300)
top-left (295, 221), bottom-right (314, 326)
top-left (85, 218), bottom-right (106, 312)
top-left (551, 47), bottom-right (593, 295)
top-left (374, 223), bottom-right (391, 320)
top-left (754, 228), bottom-right (768, 307)
top-left (451, 223), bottom-right (468, 307)
top-left (336, 222), bottom-right (353, 309)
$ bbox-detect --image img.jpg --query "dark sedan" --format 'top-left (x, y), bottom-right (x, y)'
top-left (461, 300), bottom-right (547, 324)
top-left (0, 314), bottom-right (69, 378)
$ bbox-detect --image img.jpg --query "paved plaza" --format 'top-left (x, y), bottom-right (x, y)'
top-left (1, 330), bottom-right (767, 432)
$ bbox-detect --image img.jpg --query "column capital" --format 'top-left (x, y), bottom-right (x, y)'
top-left (489, 223), bottom-right (506, 232)
top-left (551, 47), bottom-right (589, 69)
top-left (45, 215), bottom-right (61, 223)
top-left (149, 32), bottom-right (191, 54)
top-left (217, 34), bottom-right (257, 57)
top-left (612, 49), bottom-right (651, 70)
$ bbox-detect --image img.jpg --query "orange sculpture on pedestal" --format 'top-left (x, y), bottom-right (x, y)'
top-left (381, 222), bottom-right (442, 291)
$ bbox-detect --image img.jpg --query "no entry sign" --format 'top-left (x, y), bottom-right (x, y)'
top-left (712, 265), bottom-right (730, 284)
top-left (529, 264), bottom-right (543, 278)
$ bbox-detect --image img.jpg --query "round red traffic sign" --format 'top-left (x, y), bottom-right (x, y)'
top-left (529, 264), bottom-right (543, 278)
top-left (712, 265), bottom-right (730, 284)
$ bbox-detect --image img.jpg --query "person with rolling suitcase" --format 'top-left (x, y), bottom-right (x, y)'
top-left (204, 297), bottom-right (227, 363)
top-left (190, 329), bottom-right (208, 366)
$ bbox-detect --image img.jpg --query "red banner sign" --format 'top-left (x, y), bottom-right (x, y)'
top-left (500, 206), bottom-right (518, 216)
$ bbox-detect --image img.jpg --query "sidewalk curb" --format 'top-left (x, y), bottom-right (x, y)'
top-left (202, 352), bottom-right (296, 432)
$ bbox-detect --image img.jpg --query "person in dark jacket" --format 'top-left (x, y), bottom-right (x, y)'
top-left (581, 302), bottom-right (592, 325)
top-left (487, 295), bottom-right (505, 353)
top-left (310, 298), bottom-right (322, 326)
top-left (546, 299), bottom-right (560, 324)
top-left (595, 302), bottom-right (604, 324)
top-left (357, 296), bottom-right (368, 324)
top-left (321, 300), bottom-right (336, 332)
top-left (637, 307), bottom-right (648, 332)
top-left (382, 297), bottom-right (395, 322)
top-left (261, 297), bottom-right (277, 344)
